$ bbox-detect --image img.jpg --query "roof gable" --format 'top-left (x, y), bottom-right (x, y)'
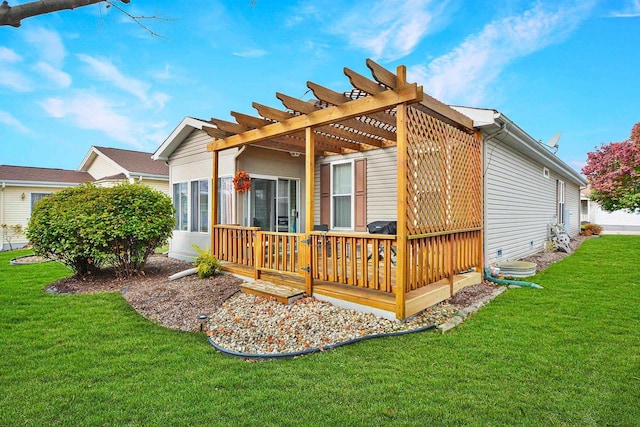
top-left (79, 146), bottom-right (168, 178)
top-left (152, 117), bottom-right (213, 161)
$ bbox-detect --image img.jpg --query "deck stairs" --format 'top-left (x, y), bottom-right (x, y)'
top-left (240, 280), bottom-right (305, 304)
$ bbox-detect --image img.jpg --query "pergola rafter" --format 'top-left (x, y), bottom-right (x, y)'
top-left (206, 59), bottom-right (423, 154)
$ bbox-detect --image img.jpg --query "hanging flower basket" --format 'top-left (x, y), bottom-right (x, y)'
top-left (233, 170), bottom-right (251, 192)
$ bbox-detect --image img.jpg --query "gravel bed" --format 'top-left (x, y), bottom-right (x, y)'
top-left (206, 282), bottom-right (501, 356)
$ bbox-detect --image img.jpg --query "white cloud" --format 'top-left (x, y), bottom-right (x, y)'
top-left (409, 2), bottom-right (595, 106)
top-left (608, 0), bottom-right (640, 17)
top-left (22, 27), bottom-right (66, 67)
top-left (0, 111), bottom-right (31, 135)
top-left (0, 47), bottom-right (21, 63)
top-left (0, 67), bottom-right (32, 92)
top-left (39, 92), bottom-right (167, 150)
top-left (330, 0), bottom-right (451, 61)
top-left (232, 48), bottom-right (268, 58)
top-left (32, 62), bottom-right (72, 88)
top-left (40, 93), bottom-right (139, 145)
top-left (76, 54), bottom-right (169, 108)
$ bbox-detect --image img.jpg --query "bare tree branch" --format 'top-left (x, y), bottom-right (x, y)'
top-left (106, 1), bottom-right (175, 39)
top-left (0, 0), bottom-right (130, 28)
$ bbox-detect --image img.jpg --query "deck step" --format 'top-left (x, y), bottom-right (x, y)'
top-left (240, 280), bottom-right (305, 304)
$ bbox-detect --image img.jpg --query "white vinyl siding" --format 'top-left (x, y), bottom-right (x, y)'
top-left (484, 139), bottom-right (582, 265)
top-left (84, 155), bottom-right (121, 180)
top-left (166, 128), bottom-right (238, 261)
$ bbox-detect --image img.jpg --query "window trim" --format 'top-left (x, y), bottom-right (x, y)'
top-left (330, 159), bottom-right (355, 230)
top-left (190, 178), bottom-right (209, 233)
top-left (173, 182), bottom-right (189, 231)
top-left (557, 179), bottom-right (566, 225)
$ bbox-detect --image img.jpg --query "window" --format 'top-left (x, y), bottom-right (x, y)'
top-left (191, 179), bottom-right (209, 232)
top-left (332, 161), bottom-right (353, 229)
top-left (30, 193), bottom-right (51, 212)
top-left (320, 159), bottom-right (366, 231)
top-left (218, 176), bottom-right (233, 224)
top-left (557, 180), bottom-right (566, 225)
top-left (173, 182), bottom-right (188, 231)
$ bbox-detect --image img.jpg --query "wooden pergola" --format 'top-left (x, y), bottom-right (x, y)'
top-left (206, 59), bottom-right (482, 320)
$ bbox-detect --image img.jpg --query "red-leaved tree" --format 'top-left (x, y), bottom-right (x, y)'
top-left (582, 122), bottom-right (640, 212)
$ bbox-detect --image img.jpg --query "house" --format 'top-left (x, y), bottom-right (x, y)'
top-left (156, 60), bottom-right (591, 320)
top-left (581, 187), bottom-right (640, 234)
top-left (78, 146), bottom-right (170, 195)
top-left (156, 59), bottom-right (484, 320)
top-left (1, 146), bottom-right (169, 250)
top-left (452, 107), bottom-right (588, 265)
top-left (0, 165), bottom-right (94, 250)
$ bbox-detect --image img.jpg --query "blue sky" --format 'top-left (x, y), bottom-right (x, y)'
top-left (1, 0), bottom-right (639, 172)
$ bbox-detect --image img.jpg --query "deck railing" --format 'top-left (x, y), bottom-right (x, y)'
top-left (256, 232), bottom-right (305, 276)
top-left (212, 226), bottom-right (480, 297)
top-left (310, 232), bottom-right (396, 293)
top-left (406, 228), bottom-right (481, 293)
top-left (212, 225), bottom-right (259, 267)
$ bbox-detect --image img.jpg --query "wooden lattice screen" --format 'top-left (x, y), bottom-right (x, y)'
top-left (405, 106), bottom-right (482, 235)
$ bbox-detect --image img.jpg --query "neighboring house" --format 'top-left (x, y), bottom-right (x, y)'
top-left (452, 107), bottom-right (588, 266)
top-left (0, 165), bottom-right (93, 250)
top-left (581, 187), bottom-right (640, 234)
top-left (78, 146), bottom-right (170, 195)
top-left (1, 146), bottom-right (169, 250)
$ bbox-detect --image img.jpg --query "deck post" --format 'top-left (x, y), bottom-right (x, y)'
top-left (395, 76), bottom-right (409, 319)
top-left (211, 150), bottom-right (219, 258)
top-left (304, 126), bottom-right (315, 295)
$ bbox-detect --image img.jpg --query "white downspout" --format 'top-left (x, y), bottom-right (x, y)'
top-left (482, 122), bottom-right (507, 267)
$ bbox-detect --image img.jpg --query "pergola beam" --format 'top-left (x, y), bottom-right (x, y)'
top-left (208, 82), bottom-right (422, 152)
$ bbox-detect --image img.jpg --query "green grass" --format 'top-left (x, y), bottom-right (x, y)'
top-left (1, 236), bottom-right (639, 426)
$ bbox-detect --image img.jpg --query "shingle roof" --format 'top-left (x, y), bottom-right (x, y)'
top-left (0, 165), bottom-right (94, 184)
top-left (94, 146), bottom-right (168, 176)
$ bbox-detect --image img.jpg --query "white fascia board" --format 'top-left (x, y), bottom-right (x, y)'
top-left (1, 180), bottom-right (85, 188)
top-left (152, 117), bottom-right (213, 161)
top-left (76, 146), bottom-right (99, 172)
top-left (450, 106), bottom-right (500, 127)
top-left (457, 106), bottom-right (587, 187)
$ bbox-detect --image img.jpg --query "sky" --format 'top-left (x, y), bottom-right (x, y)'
top-left (1, 0), bottom-right (639, 173)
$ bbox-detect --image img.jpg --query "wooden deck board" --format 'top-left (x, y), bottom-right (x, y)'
top-left (240, 280), bottom-right (305, 304)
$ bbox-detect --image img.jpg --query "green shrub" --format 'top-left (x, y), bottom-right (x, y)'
top-left (27, 183), bottom-right (174, 277)
top-left (100, 183), bottom-right (175, 277)
top-left (27, 184), bottom-right (105, 275)
top-left (192, 244), bottom-right (221, 278)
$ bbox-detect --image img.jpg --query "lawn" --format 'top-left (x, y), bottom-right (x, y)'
top-left (1, 236), bottom-right (639, 426)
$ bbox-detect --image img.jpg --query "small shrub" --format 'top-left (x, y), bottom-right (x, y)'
top-left (192, 244), bottom-right (221, 278)
top-left (580, 223), bottom-right (603, 236)
top-left (1, 223), bottom-right (24, 250)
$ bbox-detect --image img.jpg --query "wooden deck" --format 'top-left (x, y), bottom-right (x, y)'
top-left (221, 261), bottom-right (481, 319)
